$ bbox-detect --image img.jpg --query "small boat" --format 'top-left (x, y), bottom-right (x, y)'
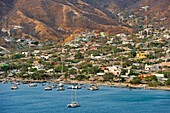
top-left (59, 83), bottom-right (64, 87)
top-left (41, 80), bottom-right (47, 83)
top-left (11, 85), bottom-right (19, 90)
top-left (88, 86), bottom-right (99, 91)
top-left (2, 80), bottom-right (8, 84)
top-left (45, 86), bottom-right (52, 91)
top-left (22, 81), bottom-right (31, 84)
top-left (67, 89), bottom-right (80, 108)
top-left (52, 84), bottom-right (57, 88)
top-left (42, 83), bottom-right (46, 86)
top-left (15, 82), bottom-right (20, 85)
top-left (57, 86), bottom-right (65, 91)
top-left (28, 83), bottom-right (37, 87)
top-left (67, 85), bottom-right (81, 89)
top-left (67, 102), bottom-right (80, 108)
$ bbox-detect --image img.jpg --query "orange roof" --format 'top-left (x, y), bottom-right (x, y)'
top-left (159, 62), bottom-right (170, 66)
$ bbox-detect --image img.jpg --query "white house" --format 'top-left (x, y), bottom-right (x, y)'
top-left (145, 64), bottom-right (160, 71)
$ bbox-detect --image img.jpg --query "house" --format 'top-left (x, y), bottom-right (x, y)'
top-left (89, 76), bottom-right (95, 81)
top-left (0, 71), bottom-right (4, 75)
top-left (116, 34), bottom-right (126, 37)
top-left (136, 43), bottom-right (144, 48)
top-left (145, 64), bottom-right (160, 71)
top-left (104, 65), bottom-right (121, 76)
top-left (138, 74), bottom-right (154, 79)
top-left (28, 44), bottom-right (36, 47)
top-left (159, 62), bottom-right (170, 67)
top-left (32, 50), bottom-right (40, 56)
top-left (106, 41), bottom-right (113, 44)
top-left (22, 52), bottom-right (30, 57)
top-left (152, 74), bottom-right (164, 79)
top-left (136, 52), bottom-right (148, 58)
top-left (100, 32), bottom-right (106, 37)
top-left (47, 69), bottom-right (54, 73)
top-left (32, 64), bottom-right (44, 70)
top-left (97, 73), bottom-right (105, 76)
top-left (41, 55), bottom-right (49, 60)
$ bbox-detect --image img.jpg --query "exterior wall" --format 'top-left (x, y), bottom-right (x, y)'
top-left (138, 74), bottom-right (154, 79)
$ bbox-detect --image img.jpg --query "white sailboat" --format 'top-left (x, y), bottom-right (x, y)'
top-left (67, 89), bottom-right (80, 108)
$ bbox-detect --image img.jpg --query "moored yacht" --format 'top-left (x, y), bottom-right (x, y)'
top-left (67, 85), bottom-right (81, 89)
top-left (2, 80), bottom-right (8, 84)
top-left (22, 81), bottom-right (31, 84)
top-left (15, 82), bottom-right (20, 85)
top-left (28, 83), bottom-right (37, 87)
top-left (11, 85), bottom-right (19, 90)
top-left (67, 89), bottom-right (80, 108)
top-left (45, 86), bottom-right (52, 91)
top-left (88, 86), bottom-right (99, 91)
top-left (67, 102), bottom-right (80, 108)
top-left (52, 84), bottom-right (57, 88)
top-left (57, 86), bottom-right (65, 91)
top-left (59, 83), bottom-right (64, 87)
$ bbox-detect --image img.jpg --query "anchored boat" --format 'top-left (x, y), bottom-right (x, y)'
top-left (57, 86), bottom-right (65, 91)
top-left (67, 85), bottom-right (81, 89)
top-left (52, 84), bottom-right (57, 88)
top-left (28, 83), bottom-right (37, 87)
top-left (67, 89), bottom-right (80, 108)
top-left (11, 85), bottom-right (19, 90)
top-left (88, 86), bottom-right (99, 91)
top-left (45, 86), bottom-right (52, 91)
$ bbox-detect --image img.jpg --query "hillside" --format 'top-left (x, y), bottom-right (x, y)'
top-left (0, 0), bottom-right (169, 48)
top-left (0, 0), bottom-right (131, 42)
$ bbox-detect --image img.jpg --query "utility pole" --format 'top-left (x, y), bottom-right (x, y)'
top-left (117, 13), bottom-right (121, 23)
top-left (121, 57), bottom-right (123, 68)
top-left (142, 0), bottom-right (149, 29)
top-left (61, 56), bottom-right (64, 75)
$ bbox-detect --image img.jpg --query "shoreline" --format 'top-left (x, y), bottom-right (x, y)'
top-left (66, 79), bottom-right (170, 91)
top-left (1, 78), bottom-right (170, 91)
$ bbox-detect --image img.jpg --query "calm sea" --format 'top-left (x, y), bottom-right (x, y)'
top-left (0, 82), bottom-right (170, 113)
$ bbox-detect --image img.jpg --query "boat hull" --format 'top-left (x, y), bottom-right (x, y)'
top-left (67, 104), bottom-right (80, 108)
top-left (11, 88), bottom-right (19, 90)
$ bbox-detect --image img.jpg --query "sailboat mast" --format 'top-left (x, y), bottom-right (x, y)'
top-left (75, 89), bottom-right (77, 102)
top-left (71, 93), bottom-right (73, 103)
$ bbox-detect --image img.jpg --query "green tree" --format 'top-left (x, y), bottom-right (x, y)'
top-left (147, 81), bottom-right (161, 87)
top-left (75, 75), bottom-right (87, 81)
top-left (55, 65), bottom-right (68, 72)
top-left (12, 54), bottom-right (25, 59)
top-left (27, 60), bottom-right (34, 64)
top-left (29, 68), bottom-right (37, 72)
top-left (74, 51), bottom-right (84, 59)
top-left (103, 73), bottom-right (114, 81)
top-left (69, 68), bottom-right (77, 75)
top-left (31, 41), bottom-right (39, 45)
top-left (0, 53), bottom-right (4, 56)
top-left (128, 70), bottom-right (133, 76)
top-left (148, 56), bottom-right (155, 59)
top-left (130, 78), bottom-right (141, 84)
top-left (129, 50), bottom-right (136, 58)
top-left (164, 78), bottom-right (170, 86)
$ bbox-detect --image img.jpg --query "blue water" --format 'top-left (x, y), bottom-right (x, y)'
top-left (0, 83), bottom-right (170, 113)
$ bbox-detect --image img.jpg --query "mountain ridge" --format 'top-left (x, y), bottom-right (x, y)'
top-left (0, 0), bottom-right (169, 47)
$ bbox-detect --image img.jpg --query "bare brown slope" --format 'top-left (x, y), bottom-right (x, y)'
top-left (1, 0), bottom-right (131, 42)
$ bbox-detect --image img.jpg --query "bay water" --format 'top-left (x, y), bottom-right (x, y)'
top-left (0, 82), bottom-right (170, 113)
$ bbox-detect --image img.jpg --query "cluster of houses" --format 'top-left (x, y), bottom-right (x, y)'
top-left (0, 28), bottom-right (169, 85)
